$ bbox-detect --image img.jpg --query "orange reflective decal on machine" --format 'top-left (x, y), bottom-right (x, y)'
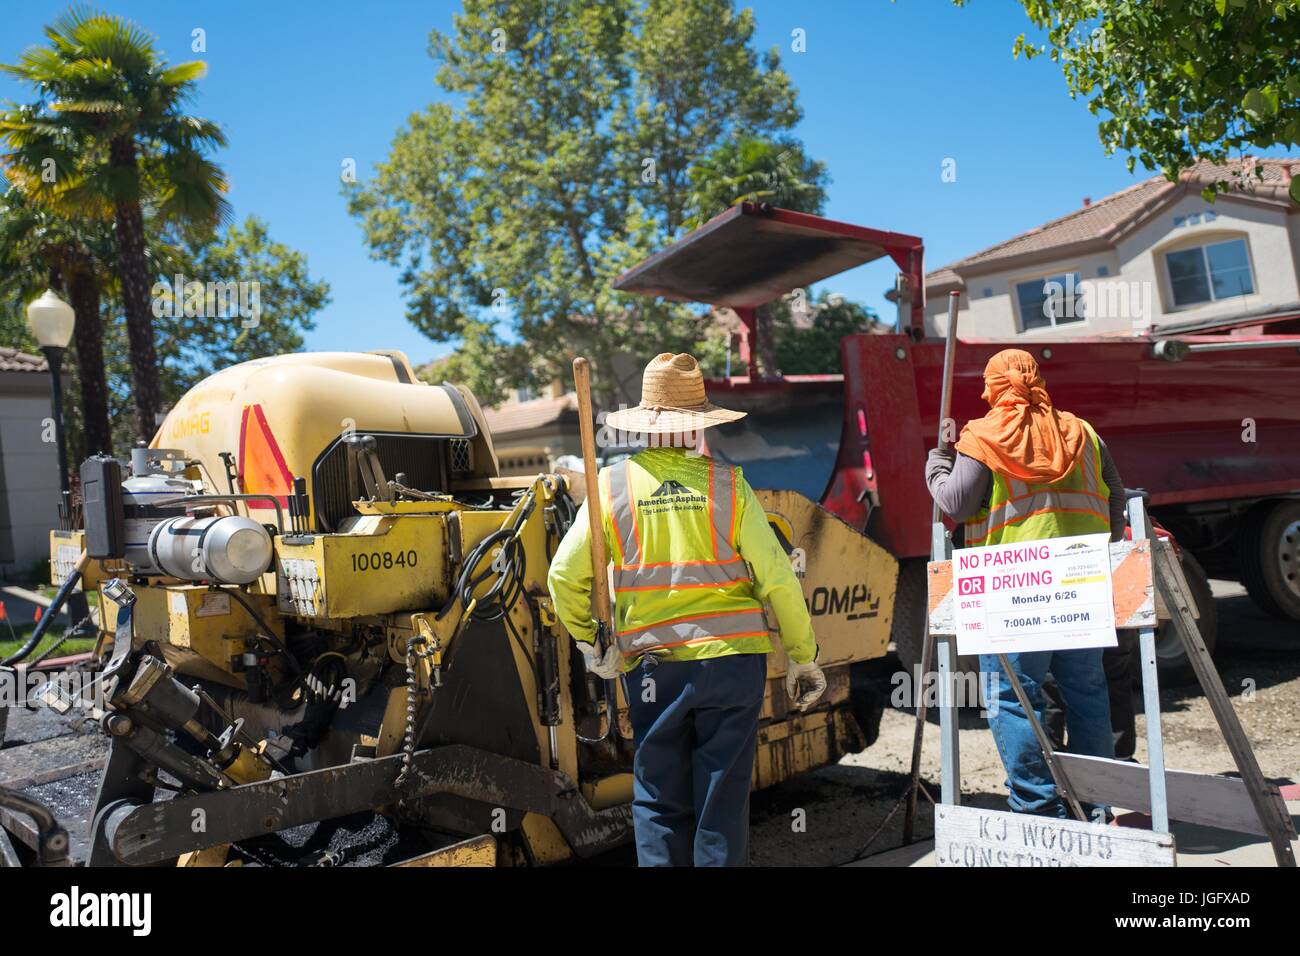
top-left (239, 404), bottom-right (293, 504)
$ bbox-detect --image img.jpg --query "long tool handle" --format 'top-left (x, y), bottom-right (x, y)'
top-left (572, 358), bottom-right (613, 629)
top-left (931, 291), bottom-right (962, 523)
top-left (572, 358), bottom-right (620, 745)
top-left (904, 291), bottom-right (963, 844)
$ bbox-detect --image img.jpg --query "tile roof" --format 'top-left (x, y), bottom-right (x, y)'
top-left (928, 158), bottom-right (1297, 289)
top-left (0, 346), bottom-right (48, 373)
top-left (482, 392), bottom-right (578, 436)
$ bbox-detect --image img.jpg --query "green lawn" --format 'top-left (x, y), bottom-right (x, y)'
top-left (0, 621), bottom-right (98, 659)
top-left (0, 587), bottom-right (102, 659)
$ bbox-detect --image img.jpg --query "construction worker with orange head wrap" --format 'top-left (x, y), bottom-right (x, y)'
top-left (925, 348), bottom-right (1129, 820)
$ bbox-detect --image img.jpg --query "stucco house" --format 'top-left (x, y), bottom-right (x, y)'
top-left (0, 347), bottom-right (62, 579)
top-left (921, 158), bottom-right (1299, 338)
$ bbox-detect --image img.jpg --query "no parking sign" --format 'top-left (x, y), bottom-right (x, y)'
top-left (951, 532), bottom-right (1117, 655)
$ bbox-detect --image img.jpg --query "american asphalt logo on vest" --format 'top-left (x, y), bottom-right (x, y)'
top-left (640, 479), bottom-right (707, 515)
top-left (651, 479), bottom-right (691, 497)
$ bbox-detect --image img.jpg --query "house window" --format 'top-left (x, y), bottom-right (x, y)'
top-left (1014, 273), bottom-right (1085, 331)
top-left (1165, 238), bottom-right (1254, 307)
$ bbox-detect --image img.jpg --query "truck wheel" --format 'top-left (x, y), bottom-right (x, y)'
top-left (848, 662), bottom-right (886, 748)
top-left (890, 558), bottom-right (928, 677)
top-left (890, 558), bottom-right (982, 687)
top-left (1147, 551), bottom-right (1217, 686)
top-left (1240, 500), bottom-right (1300, 622)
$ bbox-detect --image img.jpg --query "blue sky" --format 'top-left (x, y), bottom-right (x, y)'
top-left (1, 0), bottom-right (1189, 363)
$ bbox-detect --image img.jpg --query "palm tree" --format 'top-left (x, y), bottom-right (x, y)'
top-left (0, 187), bottom-right (113, 456)
top-left (682, 137), bottom-right (829, 231)
top-left (1, 7), bottom-right (230, 441)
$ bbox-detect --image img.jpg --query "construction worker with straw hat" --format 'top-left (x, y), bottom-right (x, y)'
top-left (925, 348), bottom-right (1128, 820)
top-left (548, 352), bottom-right (826, 866)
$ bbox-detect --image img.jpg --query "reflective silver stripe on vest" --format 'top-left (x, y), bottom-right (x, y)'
top-left (613, 556), bottom-right (749, 591)
top-left (980, 489), bottom-right (1107, 536)
top-left (607, 460), bottom-right (639, 564)
top-left (1079, 435), bottom-right (1102, 494)
top-left (617, 609), bottom-right (768, 656)
top-left (709, 459), bottom-right (737, 561)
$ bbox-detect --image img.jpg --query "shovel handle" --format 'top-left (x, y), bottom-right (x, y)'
top-left (572, 358), bottom-right (613, 632)
top-left (932, 292), bottom-right (962, 525)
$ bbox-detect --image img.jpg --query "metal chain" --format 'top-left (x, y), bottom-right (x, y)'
top-left (29, 613), bottom-right (95, 667)
top-left (394, 636), bottom-right (431, 791)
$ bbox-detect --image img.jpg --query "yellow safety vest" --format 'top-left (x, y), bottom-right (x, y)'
top-left (602, 449), bottom-right (771, 666)
top-left (964, 421), bottom-right (1111, 547)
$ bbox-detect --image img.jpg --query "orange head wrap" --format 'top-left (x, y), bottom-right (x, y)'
top-left (953, 349), bottom-right (1087, 484)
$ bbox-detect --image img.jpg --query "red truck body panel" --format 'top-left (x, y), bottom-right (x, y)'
top-left (822, 330), bottom-right (1300, 559)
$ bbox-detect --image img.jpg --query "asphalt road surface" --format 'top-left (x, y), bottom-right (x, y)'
top-left (2, 580), bottom-right (1294, 866)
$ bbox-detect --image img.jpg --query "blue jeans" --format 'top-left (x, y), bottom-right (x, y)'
top-left (980, 649), bottom-right (1114, 818)
top-left (625, 653), bottom-right (767, 866)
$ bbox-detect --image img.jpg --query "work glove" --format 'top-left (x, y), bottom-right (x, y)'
top-left (785, 658), bottom-right (827, 712)
top-left (578, 640), bottom-right (623, 680)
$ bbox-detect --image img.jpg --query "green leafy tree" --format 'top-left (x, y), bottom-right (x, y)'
top-left (682, 135), bottom-right (830, 375)
top-left (417, 320), bottom-right (531, 408)
top-left (154, 216), bottom-right (331, 393)
top-left (768, 291), bottom-right (882, 376)
top-left (0, 187), bottom-right (113, 457)
top-left (2, 7), bottom-right (230, 440)
top-left (348, 0), bottom-right (810, 407)
top-left (621, 0), bottom-right (802, 233)
top-left (93, 216), bottom-right (329, 454)
top-left (981, 0), bottom-right (1300, 200)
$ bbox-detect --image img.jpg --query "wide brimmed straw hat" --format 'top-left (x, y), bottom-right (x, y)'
top-left (604, 353), bottom-right (747, 435)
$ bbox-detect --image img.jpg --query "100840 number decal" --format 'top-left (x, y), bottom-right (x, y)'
top-left (351, 550), bottom-right (418, 572)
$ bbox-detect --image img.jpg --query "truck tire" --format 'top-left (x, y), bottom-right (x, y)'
top-left (1148, 551), bottom-right (1218, 686)
top-left (890, 558), bottom-right (982, 685)
top-left (848, 661), bottom-right (886, 748)
top-left (1239, 500), bottom-right (1300, 622)
top-left (890, 559), bottom-right (928, 677)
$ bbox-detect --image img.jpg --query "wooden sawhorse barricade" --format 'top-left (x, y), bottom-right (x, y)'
top-left (924, 496), bottom-right (1297, 867)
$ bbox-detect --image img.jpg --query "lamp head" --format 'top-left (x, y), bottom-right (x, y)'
top-left (26, 289), bottom-right (75, 350)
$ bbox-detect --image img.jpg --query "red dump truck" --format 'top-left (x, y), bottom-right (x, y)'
top-left (614, 203), bottom-right (1300, 677)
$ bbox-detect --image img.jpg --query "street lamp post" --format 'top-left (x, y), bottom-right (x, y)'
top-left (26, 289), bottom-right (76, 525)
